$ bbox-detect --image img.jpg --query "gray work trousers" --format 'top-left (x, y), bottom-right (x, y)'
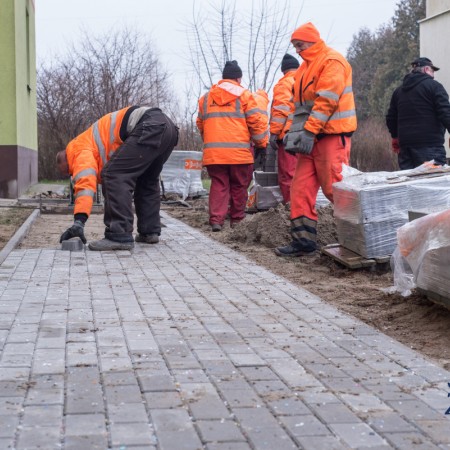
top-left (101, 108), bottom-right (178, 242)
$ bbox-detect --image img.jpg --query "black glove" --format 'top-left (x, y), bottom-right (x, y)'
top-left (254, 147), bottom-right (267, 170)
top-left (60, 220), bottom-right (87, 244)
top-left (269, 134), bottom-right (279, 151)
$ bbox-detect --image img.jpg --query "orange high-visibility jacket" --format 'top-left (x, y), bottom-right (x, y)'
top-left (270, 71), bottom-right (296, 139)
top-left (253, 89), bottom-right (270, 116)
top-left (66, 106), bottom-right (133, 216)
top-left (293, 40), bottom-right (357, 136)
top-left (197, 80), bottom-right (269, 165)
top-left (252, 89), bottom-right (269, 140)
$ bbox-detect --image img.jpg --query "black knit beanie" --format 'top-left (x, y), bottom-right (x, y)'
top-left (222, 60), bottom-right (243, 80)
top-left (281, 54), bottom-right (299, 72)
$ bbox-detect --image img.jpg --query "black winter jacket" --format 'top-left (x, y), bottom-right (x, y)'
top-left (386, 72), bottom-right (450, 147)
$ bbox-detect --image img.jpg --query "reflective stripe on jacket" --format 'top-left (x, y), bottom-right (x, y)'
top-left (252, 89), bottom-right (270, 117)
top-left (293, 40), bottom-right (357, 136)
top-left (270, 71), bottom-right (296, 139)
top-left (196, 80), bottom-right (269, 165)
top-left (66, 106), bottom-right (132, 216)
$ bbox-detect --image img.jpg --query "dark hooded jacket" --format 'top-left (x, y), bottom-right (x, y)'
top-left (386, 71), bottom-right (450, 147)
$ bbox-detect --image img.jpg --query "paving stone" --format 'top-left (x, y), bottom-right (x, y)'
top-left (0, 380), bottom-right (27, 397)
top-left (0, 414), bottom-right (20, 438)
top-left (382, 431), bottom-right (441, 449)
top-left (339, 392), bottom-right (392, 413)
top-left (144, 391), bottom-right (184, 409)
top-left (365, 411), bottom-right (417, 433)
top-left (294, 435), bottom-right (349, 450)
top-left (22, 404), bottom-right (63, 427)
top-left (329, 423), bottom-right (388, 448)
top-left (16, 426), bottom-right (61, 450)
top-left (386, 399), bottom-right (443, 421)
top-left (151, 408), bottom-right (203, 450)
top-left (64, 435), bottom-right (109, 450)
top-left (307, 399), bottom-right (362, 424)
top-left (65, 413), bottom-right (107, 436)
top-left (279, 414), bottom-right (330, 437)
top-left (239, 366), bottom-right (279, 381)
top-left (196, 419), bottom-right (245, 442)
top-left (108, 402), bottom-right (148, 423)
top-left (110, 422), bottom-right (156, 447)
top-left (181, 383), bottom-right (230, 419)
top-left (172, 368), bottom-right (210, 384)
top-left (233, 407), bottom-right (297, 449)
top-left (415, 419), bottom-right (450, 443)
top-left (104, 383), bottom-right (143, 404)
top-left (266, 395), bottom-right (311, 416)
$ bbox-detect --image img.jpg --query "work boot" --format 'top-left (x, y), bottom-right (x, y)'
top-left (230, 221), bottom-right (242, 229)
top-left (211, 224), bottom-right (222, 232)
top-left (88, 238), bottom-right (134, 251)
top-left (135, 233), bottom-right (159, 244)
top-left (274, 244), bottom-right (315, 257)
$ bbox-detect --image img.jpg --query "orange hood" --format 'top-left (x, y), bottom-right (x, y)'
top-left (209, 79), bottom-right (246, 106)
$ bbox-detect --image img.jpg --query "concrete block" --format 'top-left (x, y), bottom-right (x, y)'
top-left (61, 237), bottom-right (84, 251)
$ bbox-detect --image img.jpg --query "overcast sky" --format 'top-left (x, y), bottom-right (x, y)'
top-left (35, 0), bottom-right (400, 92)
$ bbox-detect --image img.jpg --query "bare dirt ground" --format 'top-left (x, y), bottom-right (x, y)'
top-left (0, 207), bottom-right (35, 248)
top-left (4, 198), bottom-right (450, 369)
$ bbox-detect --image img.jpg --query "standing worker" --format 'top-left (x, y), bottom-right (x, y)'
top-left (386, 57), bottom-right (450, 169)
top-left (275, 22), bottom-right (357, 257)
top-left (197, 60), bottom-right (268, 231)
top-left (269, 53), bottom-right (300, 202)
top-left (57, 106), bottom-right (178, 250)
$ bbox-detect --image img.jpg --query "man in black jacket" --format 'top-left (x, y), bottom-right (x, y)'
top-left (386, 57), bottom-right (450, 169)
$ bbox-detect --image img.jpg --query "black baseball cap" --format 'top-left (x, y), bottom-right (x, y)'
top-left (411, 57), bottom-right (440, 71)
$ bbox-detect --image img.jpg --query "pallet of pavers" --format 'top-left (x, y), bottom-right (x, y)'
top-left (331, 165), bottom-right (450, 261)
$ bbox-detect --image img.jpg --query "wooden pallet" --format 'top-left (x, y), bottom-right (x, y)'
top-left (321, 243), bottom-right (390, 269)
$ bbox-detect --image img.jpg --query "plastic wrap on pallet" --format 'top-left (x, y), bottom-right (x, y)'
top-left (160, 150), bottom-right (207, 200)
top-left (336, 217), bottom-right (406, 259)
top-left (333, 164), bottom-right (450, 259)
top-left (247, 171), bottom-right (283, 210)
top-left (391, 209), bottom-right (450, 299)
top-left (333, 171), bottom-right (410, 224)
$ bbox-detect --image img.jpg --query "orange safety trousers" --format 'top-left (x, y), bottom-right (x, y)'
top-left (290, 135), bottom-right (350, 221)
top-left (277, 143), bottom-right (298, 204)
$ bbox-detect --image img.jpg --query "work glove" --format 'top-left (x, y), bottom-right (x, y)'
top-left (292, 130), bottom-right (316, 155)
top-left (391, 138), bottom-right (400, 154)
top-left (269, 134), bottom-right (279, 151)
top-left (60, 220), bottom-right (87, 244)
top-left (254, 147), bottom-right (267, 170)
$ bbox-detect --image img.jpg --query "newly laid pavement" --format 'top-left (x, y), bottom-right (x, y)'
top-left (0, 211), bottom-right (450, 449)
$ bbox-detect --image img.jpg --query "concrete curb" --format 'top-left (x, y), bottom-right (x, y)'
top-left (0, 208), bottom-right (41, 266)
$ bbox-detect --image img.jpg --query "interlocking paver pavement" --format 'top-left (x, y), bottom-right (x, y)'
top-left (0, 211), bottom-right (449, 449)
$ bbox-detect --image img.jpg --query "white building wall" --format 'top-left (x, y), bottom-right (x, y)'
top-left (420, 1), bottom-right (450, 157)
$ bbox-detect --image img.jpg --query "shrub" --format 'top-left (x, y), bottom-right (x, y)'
top-left (350, 117), bottom-right (399, 172)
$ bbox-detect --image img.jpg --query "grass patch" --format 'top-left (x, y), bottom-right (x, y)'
top-left (202, 179), bottom-right (211, 192)
top-left (39, 179), bottom-right (69, 185)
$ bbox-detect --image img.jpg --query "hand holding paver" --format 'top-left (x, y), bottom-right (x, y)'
top-left (60, 220), bottom-right (86, 244)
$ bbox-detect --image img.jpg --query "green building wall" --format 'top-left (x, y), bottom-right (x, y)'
top-left (0, 0), bottom-right (37, 198)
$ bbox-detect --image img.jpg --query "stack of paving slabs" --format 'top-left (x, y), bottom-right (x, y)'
top-left (160, 150), bottom-right (207, 199)
top-left (246, 171), bottom-right (283, 210)
top-left (333, 165), bottom-right (450, 259)
top-left (397, 209), bottom-right (450, 307)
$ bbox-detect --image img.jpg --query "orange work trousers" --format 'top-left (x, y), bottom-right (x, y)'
top-left (277, 142), bottom-right (298, 204)
top-left (290, 134), bottom-right (350, 221)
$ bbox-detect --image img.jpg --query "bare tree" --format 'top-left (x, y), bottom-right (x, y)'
top-left (185, 0), bottom-right (302, 92)
top-left (37, 28), bottom-right (171, 180)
